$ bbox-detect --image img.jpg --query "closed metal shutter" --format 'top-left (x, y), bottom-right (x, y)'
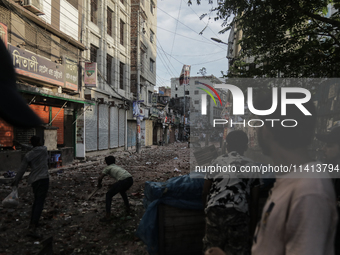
top-left (110, 107), bottom-right (119, 148)
top-left (98, 104), bottom-right (109, 150)
top-left (118, 109), bottom-right (125, 147)
top-left (127, 121), bottom-right (136, 147)
top-left (85, 104), bottom-right (97, 151)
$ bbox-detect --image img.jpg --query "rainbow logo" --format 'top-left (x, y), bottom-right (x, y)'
top-left (196, 82), bottom-right (222, 115)
top-left (197, 82), bottom-right (222, 106)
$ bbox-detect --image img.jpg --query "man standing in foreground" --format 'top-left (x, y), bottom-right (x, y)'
top-left (317, 126), bottom-right (340, 254)
top-left (12, 136), bottom-right (49, 238)
top-left (205, 92), bottom-right (337, 255)
top-left (97, 156), bottom-right (133, 222)
top-left (202, 130), bottom-right (259, 255)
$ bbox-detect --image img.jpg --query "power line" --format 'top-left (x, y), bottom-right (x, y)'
top-left (157, 5), bottom-right (226, 51)
top-left (169, 0), bottom-right (182, 60)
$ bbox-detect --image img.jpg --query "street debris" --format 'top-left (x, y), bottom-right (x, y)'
top-left (0, 143), bottom-right (191, 254)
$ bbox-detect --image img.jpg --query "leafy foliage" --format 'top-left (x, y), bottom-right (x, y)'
top-left (189, 0), bottom-right (340, 78)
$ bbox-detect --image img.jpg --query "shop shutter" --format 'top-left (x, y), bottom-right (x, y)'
top-left (118, 109), bottom-right (125, 147)
top-left (110, 107), bottom-right (119, 148)
top-left (98, 104), bottom-right (109, 150)
top-left (85, 104), bottom-right (97, 151)
top-left (127, 121), bottom-right (136, 147)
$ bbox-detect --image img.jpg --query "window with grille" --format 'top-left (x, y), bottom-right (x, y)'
top-left (90, 45), bottom-right (98, 62)
top-left (150, 58), bottom-right (154, 73)
top-left (107, 8), bottom-right (113, 36)
top-left (107, 54), bottom-right (112, 85)
top-left (120, 20), bottom-right (125, 45)
top-left (150, 29), bottom-right (154, 43)
top-left (119, 62), bottom-right (125, 89)
top-left (91, 0), bottom-right (98, 24)
top-left (194, 100), bottom-right (199, 104)
top-left (194, 90), bottom-right (199, 95)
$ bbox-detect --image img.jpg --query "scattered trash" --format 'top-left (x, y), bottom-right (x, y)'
top-left (2, 186), bottom-right (19, 208)
top-left (3, 171), bottom-right (16, 178)
top-left (0, 143), bottom-right (191, 254)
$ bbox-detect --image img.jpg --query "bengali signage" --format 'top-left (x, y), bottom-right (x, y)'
top-left (64, 57), bottom-right (78, 91)
top-left (84, 62), bottom-right (97, 87)
top-left (150, 107), bottom-right (159, 117)
top-left (8, 44), bottom-right (79, 91)
top-left (152, 94), bottom-right (157, 104)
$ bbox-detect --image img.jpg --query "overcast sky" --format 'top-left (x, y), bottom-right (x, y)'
top-left (155, 0), bottom-right (230, 89)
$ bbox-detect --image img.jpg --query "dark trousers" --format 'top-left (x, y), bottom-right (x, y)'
top-left (31, 178), bottom-right (49, 227)
top-left (106, 177), bottom-right (133, 214)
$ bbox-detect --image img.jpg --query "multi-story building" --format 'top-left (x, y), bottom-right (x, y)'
top-left (130, 0), bottom-right (157, 147)
top-left (82, 0), bottom-right (133, 154)
top-left (170, 75), bottom-right (226, 128)
top-left (0, 0), bottom-right (89, 170)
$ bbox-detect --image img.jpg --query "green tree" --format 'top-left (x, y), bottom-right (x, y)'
top-left (189, 0), bottom-right (340, 78)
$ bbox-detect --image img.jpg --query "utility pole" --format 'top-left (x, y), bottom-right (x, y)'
top-left (183, 85), bottom-right (185, 122)
top-left (136, 10), bottom-right (141, 154)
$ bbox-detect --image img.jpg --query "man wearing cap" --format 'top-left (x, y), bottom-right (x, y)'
top-left (317, 126), bottom-right (340, 254)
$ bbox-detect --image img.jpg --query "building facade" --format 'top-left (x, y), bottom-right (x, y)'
top-left (82, 0), bottom-right (133, 154)
top-left (171, 75), bottom-right (226, 128)
top-left (0, 0), bottom-right (89, 170)
top-left (130, 0), bottom-right (157, 147)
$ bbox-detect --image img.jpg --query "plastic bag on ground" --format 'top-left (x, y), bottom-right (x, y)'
top-left (2, 186), bottom-right (19, 208)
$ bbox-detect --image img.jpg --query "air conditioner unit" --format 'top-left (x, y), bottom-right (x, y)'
top-left (23, 0), bottom-right (44, 15)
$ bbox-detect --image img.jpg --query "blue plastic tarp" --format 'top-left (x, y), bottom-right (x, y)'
top-left (136, 173), bottom-right (205, 254)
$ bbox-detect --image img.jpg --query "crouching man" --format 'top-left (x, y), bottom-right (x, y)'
top-left (97, 156), bottom-right (133, 222)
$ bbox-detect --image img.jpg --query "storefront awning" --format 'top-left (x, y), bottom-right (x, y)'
top-left (17, 83), bottom-right (95, 105)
